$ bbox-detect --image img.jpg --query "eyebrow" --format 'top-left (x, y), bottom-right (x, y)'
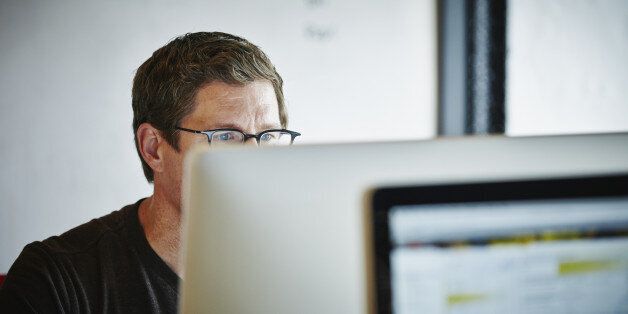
top-left (209, 123), bottom-right (283, 132)
top-left (210, 123), bottom-right (243, 130)
top-left (259, 123), bottom-right (283, 130)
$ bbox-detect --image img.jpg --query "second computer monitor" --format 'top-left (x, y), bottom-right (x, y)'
top-left (371, 175), bottom-right (628, 314)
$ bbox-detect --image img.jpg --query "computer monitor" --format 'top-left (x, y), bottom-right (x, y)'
top-left (370, 174), bottom-right (628, 314)
top-left (179, 133), bottom-right (628, 314)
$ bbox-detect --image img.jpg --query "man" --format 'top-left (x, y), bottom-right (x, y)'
top-left (0, 32), bottom-right (299, 312)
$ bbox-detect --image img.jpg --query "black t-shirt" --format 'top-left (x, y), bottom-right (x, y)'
top-left (0, 200), bottom-right (180, 313)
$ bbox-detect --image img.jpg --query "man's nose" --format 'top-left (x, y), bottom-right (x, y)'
top-left (243, 137), bottom-right (258, 147)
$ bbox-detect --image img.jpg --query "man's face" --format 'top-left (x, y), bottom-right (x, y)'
top-left (158, 79), bottom-right (281, 210)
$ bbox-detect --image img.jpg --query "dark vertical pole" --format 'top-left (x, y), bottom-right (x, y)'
top-left (438, 0), bottom-right (507, 136)
top-left (465, 0), bottom-right (507, 134)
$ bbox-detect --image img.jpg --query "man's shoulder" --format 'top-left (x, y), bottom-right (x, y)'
top-left (0, 199), bottom-right (150, 312)
top-left (38, 200), bottom-right (142, 256)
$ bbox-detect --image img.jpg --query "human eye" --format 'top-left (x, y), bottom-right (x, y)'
top-left (213, 130), bottom-right (241, 143)
top-left (218, 132), bottom-right (233, 141)
top-left (260, 132), bottom-right (276, 142)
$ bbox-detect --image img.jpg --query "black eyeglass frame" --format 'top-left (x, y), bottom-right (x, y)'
top-left (175, 126), bottom-right (301, 145)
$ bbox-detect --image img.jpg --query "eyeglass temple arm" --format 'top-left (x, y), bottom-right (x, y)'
top-left (176, 127), bottom-right (205, 134)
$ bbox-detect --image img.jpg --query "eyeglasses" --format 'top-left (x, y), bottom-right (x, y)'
top-left (176, 126), bottom-right (301, 147)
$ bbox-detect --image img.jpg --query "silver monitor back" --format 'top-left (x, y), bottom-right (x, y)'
top-left (179, 133), bottom-right (628, 314)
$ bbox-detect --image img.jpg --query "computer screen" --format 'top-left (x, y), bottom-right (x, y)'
top-left (372, 175), bottom-right (628, 314)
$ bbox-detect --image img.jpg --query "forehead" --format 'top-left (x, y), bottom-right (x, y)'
top-left (184, 80), bottom-right (280, 128)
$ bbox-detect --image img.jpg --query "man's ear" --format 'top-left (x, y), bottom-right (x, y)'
top-left (137, 123), bottom-right (165, 175)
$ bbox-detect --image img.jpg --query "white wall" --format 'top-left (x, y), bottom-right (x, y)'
top-left (507, 0), bottom-right (628, 136)
top-left (0, 0), bottom-right (436, 272)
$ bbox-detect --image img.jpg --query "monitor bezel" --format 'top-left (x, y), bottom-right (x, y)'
top-left (370, 173), bottom-right (628, 314)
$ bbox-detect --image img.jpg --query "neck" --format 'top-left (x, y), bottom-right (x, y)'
top-left (138, 191), bottom-right (183, 277)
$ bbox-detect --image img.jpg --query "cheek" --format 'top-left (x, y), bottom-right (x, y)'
top-left (167, 138), bottom-right (207, 178)
top-left (178, 137), bottom-right (210, 158)
top-left (162, 147), bottom-right (183, 179)
top-left (193, 136), bottom-right (210, 146)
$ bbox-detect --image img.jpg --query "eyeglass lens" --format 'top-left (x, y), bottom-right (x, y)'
top-left (210, 130), bottom-right (293, 146)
